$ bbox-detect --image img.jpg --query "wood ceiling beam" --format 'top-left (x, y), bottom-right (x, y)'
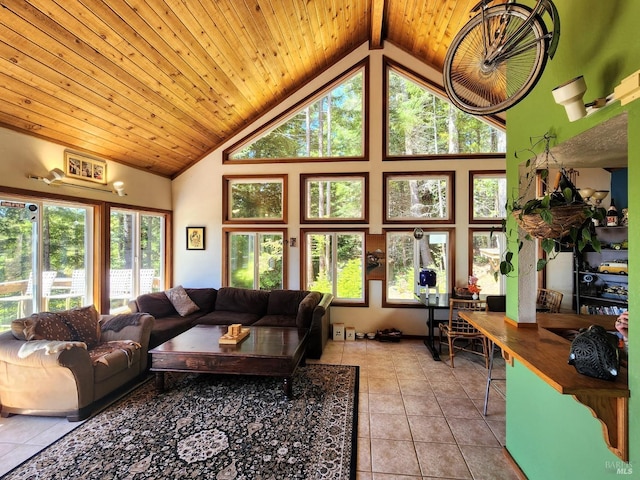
top-left (370, 0), bottom-right (386, 49)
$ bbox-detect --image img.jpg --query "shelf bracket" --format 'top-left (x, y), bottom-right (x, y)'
top-left (572, 394), bottom-right (628, 461)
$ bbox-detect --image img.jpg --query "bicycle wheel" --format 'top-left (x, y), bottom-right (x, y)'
top-left (443, 4), bottom-right (549, 115)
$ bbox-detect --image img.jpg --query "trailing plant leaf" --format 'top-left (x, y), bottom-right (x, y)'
top-left (541, 238), bottom-right (555, 254)
top-left (537, 258), bottom-right (548, 270)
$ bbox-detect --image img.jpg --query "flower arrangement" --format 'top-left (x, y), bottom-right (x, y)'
top-left (467, 275), bottom-right (481, 295)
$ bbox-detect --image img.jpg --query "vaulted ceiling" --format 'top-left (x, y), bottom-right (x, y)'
top-left (0, 0), bottom-right (477, 178)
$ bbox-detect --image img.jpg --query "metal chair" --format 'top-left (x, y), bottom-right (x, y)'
top-left (536, 288), bottom-right (563, 313)
top-left (140, 269), bottom-right (156, 295)
top-left (110, 269), bottom-right (133, 306)
top-left (439, 298), bottom-right (489, 368)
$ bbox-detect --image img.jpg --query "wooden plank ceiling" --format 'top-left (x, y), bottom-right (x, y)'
top-left (0, 0), bottom-right (475, 178)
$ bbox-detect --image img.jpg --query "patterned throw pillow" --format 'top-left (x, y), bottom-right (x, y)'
top-left (165, 285), bottom-right (200, 317)
top-left (63, 305), bottom-right (101, 348)
top-left (23, 312), bottom-right (72, 342)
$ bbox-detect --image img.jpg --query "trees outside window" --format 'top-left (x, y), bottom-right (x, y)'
top-left (470, 229), bottom-right (506, 295)
top-left (110, 209), bottom-right (165, 313)
top-left (302, 230), bottom-right (365, 304)
top-left (223, 176), bottom-right (287, 223)
top-left (227, 65), bottom-right (365, 161)
top-left (385, 229), bottom-right (453, 304)
top-left (223, 229), bottom-right (285, 290)
top-left (384, 172), bottom-right (454, 223)
top-left (0, 198), bottom-right (92, 330)
top-left (470, 171), bottom-right (507, 222)
top-left (301, 173), bottom-right (368, 223)
top-left (386, 60), bottom-right (506, 157)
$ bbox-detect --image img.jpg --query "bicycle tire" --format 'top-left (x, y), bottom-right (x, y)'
top-left (443, 3), bottom-right (549, 115)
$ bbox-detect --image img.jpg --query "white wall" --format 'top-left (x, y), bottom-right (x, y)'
top-left (172, 42), bottom-right (505, 335)
top-left (0, 127), bottom-right (172, 210)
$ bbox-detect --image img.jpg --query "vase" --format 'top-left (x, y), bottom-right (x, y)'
top-left (472, 293), bottom-right (479, 300)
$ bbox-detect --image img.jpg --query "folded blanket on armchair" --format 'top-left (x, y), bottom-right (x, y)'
top-left (101, 313), bottom-right (146, 332)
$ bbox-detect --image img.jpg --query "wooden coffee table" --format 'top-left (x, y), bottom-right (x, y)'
top-left (149, 325), bottom-right (309, 398)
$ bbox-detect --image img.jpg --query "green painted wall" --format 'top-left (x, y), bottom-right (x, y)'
top-left (504, 1), bottom-right (639, 477)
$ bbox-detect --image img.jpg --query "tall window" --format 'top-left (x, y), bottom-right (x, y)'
top-left (225, 62), bottom-right (366, 162)
top-left (385, 60), bottom-right (506, 157)
top-left (385, 229), bottom-right (453, 305)
top-left (302, 230), bottom-right (365, 304)
top-left (470, 229), bottom-right (506, 295)
top-left (0, 197), bottom-right (93, 330)
top-left (110, 209), bottom-right (165, 313)
top-left (223, 229), bottom-right (286, 290)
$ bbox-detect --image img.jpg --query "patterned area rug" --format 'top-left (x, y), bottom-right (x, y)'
top-left (5, 365), bottom-right (358, 480)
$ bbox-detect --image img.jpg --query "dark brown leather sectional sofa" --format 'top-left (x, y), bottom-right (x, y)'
top-left (129, 287), bottom-right (333, 359)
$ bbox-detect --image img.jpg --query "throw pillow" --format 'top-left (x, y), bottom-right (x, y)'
top-left (165, 285), bottom-right (200, 316)
top-left (11, 318), bottom-right (28, 340)
top-left (23, 312), bottom-right (72, 342)
top-left (62, 305), bottom-right (101, 348)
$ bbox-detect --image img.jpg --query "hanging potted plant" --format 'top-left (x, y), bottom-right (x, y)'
top-left (498, 134), bottom-right (604, 275)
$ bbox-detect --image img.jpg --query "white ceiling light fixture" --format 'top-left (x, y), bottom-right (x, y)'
top-left (29, 169), bottom-right (127, 196)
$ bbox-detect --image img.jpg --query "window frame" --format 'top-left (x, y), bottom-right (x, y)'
top-left (222, 174), bottom-right (288, 224)
top-left (300, 172), bottom-right (369, 224)
top-left (222, 227), bottom-right (288, 289)
top-left (300, 228), bottom-right (368, 306)
top-left (223, 59), bottom-right (370, 164)
top-left (383, 171), bottom-right (455, 224)
top-left (469, 170), bottom-right (507, 224)
top-left (468, 228), bottom-right (507, 296)
top-left (383, 227), bottom-right (456, 307)
top-left (383, 57), bottom-right (506, 161)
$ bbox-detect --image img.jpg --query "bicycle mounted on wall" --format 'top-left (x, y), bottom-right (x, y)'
top-left (443, 0), bottom-right (560, 115)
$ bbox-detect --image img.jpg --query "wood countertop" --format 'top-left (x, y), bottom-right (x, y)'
top-left (460, 311), bottom-right (629, 460)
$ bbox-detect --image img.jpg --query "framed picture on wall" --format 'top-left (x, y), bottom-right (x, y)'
top-left (64, 151), bottom-right (107, 184)
top-left (186, 227), bottom-right (205, 250)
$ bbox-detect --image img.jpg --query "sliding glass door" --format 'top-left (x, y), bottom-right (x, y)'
top-left (0, 197), bottom-right (92, 331)
top-left (110, 209), bottom-right (164, 313)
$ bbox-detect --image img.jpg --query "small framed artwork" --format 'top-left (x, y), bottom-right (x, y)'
top-left (64, 151), bottom-right (107, 184)
top-left (186, 227), bottom-right (205, 250)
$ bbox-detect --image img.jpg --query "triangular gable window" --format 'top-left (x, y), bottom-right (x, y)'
top-left (386, 59), bottom-right (506, 157)
top-left (225, 63), bottom-right (366, 162)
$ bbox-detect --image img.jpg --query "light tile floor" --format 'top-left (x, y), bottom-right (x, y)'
top-left (0, 339), bottom-right (519, 479)
top-left (309, 338), bottom-right (520, 480)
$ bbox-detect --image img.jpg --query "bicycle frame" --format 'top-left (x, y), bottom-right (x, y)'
top-left (475, 0), bottom-right (560, 65)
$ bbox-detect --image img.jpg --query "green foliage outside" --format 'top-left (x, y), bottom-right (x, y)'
top-left (231, 182), bottom-right (283, 219)
top-left (307, 179), bottom-right (363, 219)
top-left (230, 233), bottom-right (283, 290)
top-left (231, 72), bottom-right (363, 159)
top-left (388, 70), bottom-right (505, 155)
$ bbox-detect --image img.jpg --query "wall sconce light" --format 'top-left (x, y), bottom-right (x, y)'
top-left (552, 75), bottom-right (611, 122)
top-left (112, 181), bottom-right (126, 196)
top-left (552, 76), bottom-right (588, 121)
top-left (29, 169), bottom-right (126, 196)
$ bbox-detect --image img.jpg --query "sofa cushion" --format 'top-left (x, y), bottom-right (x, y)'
top-left (137, 291), bottom-right (178, 318)
top-left (63, 305), bottom-right (101, 348)
top-left (148, 315), bottom-right (197, 348)
top-left (184, 288), bottom-right (217, 313)
top-left (23, 312), bottom-right (72, 342)
top-left (195, 311), bottom-right (261, 326)
top-left (296, 291), bottom-right (322, 328)
top-left (215, 287), bottom-right (269, 316)
top-left (165, 285), bottom-right (200, 316)
top-left (267, 289), bottom-right (310, 316)
top-left (253, 315), bottom-right (297, 328)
